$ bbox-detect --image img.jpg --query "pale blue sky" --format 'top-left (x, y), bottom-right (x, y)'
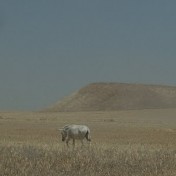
top-left (1, 0), bottom-right (176, 110)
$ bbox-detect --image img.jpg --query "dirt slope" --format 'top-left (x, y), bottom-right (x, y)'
top-left (43, 83), bottom-right (176, 112)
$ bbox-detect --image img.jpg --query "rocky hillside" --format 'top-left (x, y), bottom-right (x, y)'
top-left (43, 83), bottom-right (176, 112)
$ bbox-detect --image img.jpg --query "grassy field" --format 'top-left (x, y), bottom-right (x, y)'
top-left (1, 109), bottom-right (176, 175)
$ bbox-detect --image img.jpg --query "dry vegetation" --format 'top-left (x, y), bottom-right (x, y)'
top-left (44, 83), bottom-right (176, 112)
top-left (1, 109), bottom-right (176, 175)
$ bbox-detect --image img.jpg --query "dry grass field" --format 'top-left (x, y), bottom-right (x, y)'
top-left (1, 109), bottom-right (176, 175)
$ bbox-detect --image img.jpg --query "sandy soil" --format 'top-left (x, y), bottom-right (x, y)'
top-left (1, 108), bottom-right (176, 146)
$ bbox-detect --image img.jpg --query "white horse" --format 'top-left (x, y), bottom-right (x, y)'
top-left (59, 124), bottom-right (91, 147)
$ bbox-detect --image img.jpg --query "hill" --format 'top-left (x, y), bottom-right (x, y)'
top-left (43, 83), bottom-right (176, 112)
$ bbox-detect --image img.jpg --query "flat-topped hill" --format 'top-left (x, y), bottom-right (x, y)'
top-left (43, 83), bottom-right (176, 112)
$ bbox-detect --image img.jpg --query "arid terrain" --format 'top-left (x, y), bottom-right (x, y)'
top-left (1, 109), bottom-right (176, 175)
top-left (44, 83), bottom-right (176, 112)
top-left (1, 82), bottom-right (176, 175)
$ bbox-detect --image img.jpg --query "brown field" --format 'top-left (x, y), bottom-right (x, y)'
top-left (1, 109), bottom-right (176, 175)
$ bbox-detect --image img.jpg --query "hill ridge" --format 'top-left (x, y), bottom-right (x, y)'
top-left (42, 83), bottom-right (176, 112)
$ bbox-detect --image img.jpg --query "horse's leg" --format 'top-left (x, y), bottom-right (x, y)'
top-left (86, 136), bottom-right (91, 147)
top-left (72, 138), bottom-right (75, 148)
top-left (66, 138), bottom-right (70, 147)
top-left (81, 140), bottom-right (84, 147)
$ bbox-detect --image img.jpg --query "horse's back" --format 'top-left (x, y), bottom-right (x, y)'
top-left (66, 124), bottom-right (90, 139)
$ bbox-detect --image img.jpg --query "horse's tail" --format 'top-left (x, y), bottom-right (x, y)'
top-left (85, 129), bottom-right (91, 141)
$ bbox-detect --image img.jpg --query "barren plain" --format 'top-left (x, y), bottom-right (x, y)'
top-left (1, 109), bottom-right (176, 175)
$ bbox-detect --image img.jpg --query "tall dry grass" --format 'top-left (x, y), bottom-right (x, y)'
top-left (1, 110), bottom-right (176, 175)
top-left (1, 143), bottom-right (176, 176)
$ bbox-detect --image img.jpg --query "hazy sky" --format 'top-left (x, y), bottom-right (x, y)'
top-left (1, 1), bottom-right (176, 110)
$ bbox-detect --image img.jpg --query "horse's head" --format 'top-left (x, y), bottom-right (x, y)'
top-left (59, 129), bottom-right (67, 142)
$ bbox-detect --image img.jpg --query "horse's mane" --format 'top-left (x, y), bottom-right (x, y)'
top-left (63, 125), bottom-right (71, 131)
